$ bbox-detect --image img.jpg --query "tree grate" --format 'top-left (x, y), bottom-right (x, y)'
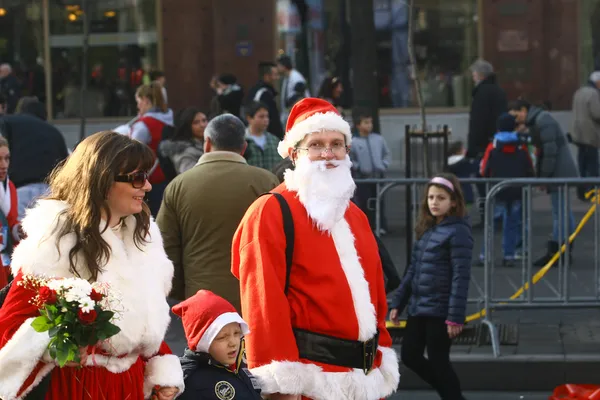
top-left (389, 323), bottom-right (519, 346)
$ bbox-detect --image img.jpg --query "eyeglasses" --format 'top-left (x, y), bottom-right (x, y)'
top-left (114, 171), bottom-right (149, 188)
top-left (295, 143), bottom-right (349, 157)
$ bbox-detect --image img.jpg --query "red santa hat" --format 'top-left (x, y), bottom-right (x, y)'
top-left (277, 97), bottom-right (352, 158)
top-left (171, 290), bottom-right (249, 353)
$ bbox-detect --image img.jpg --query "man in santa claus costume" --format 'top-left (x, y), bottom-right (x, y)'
top-left (231, 97), bottom-right (400, 400)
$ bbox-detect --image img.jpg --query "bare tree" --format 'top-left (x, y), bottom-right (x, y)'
top-left (406, 0), bottom-right (430, 176)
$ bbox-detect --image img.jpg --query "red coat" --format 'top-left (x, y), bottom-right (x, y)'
top-left (0, 200), bottom-right (183, 399)
top-left (231, 184), bottom-right (400, 400)
top-left (135, 115), bottom-right (166, 184)
top-left (0, 179), bottom-right (20, 288)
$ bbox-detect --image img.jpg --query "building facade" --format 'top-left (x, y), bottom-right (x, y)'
top-left (0, 0), bottom-right (597, 124)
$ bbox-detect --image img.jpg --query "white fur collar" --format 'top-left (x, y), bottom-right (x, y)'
top-left (12, 199), bottom-right (174, 358)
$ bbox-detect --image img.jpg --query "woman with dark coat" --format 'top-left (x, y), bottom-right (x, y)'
top-left (159, 107), bottom-right (208, 175)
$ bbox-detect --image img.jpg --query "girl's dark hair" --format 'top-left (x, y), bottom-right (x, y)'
top-left (415, 173), bottom-right (466, 239)
top-left (245, 101), bottom-right (269, 118)
top-left (172, 107), bottom-right (205, 141)
top-left (46, 131), bottom-right (154, 281)
top-left (317, 76), bottom-right (342, 100)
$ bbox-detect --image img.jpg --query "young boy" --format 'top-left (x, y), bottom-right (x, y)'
top-left (244, 100), bottom-right (281, 171)
top-left (172, 290), bottom-right (262, 400)
top-left (350, 109), bottom-right (390, 232)
top-left (479, 113), bottom-right (535, 266)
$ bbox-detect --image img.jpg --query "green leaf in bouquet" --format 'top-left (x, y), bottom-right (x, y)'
top-left (56, 345), bottom-right (71, 367)
top-left (67, 346), bottom-right (78, 364)
top-left (64, 312), bottom-right (75, 324)
top-left (103, 323), bottom-right (121, 338)
top-left (48, 346), bottom-right (57, 360)
top-left (72, 326), bottom-right (82, 344)
top-left (95, 310), bottom-right (114, 323)
top-left (48, 326), bottom-right (60, 337)
top-left (31, 315), bottom-right (53, 332)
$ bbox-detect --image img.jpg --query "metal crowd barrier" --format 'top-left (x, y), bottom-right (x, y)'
top-left (354, 177), bottom-right (600, 357)
top-left (481, 178), bottom-right (600, 357)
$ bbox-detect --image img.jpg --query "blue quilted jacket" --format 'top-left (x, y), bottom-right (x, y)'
top-left (390, 216), bottom-right (473, 324)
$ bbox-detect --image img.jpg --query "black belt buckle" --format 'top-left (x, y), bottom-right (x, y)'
top-left (362, 333), bottom-right (378, 374)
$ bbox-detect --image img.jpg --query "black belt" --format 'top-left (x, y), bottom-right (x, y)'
top-left (293, 328), bottom-right (379, 374)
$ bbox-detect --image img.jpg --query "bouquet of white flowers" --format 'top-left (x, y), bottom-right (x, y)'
top-left (18, 275), bottom-right (121, 367)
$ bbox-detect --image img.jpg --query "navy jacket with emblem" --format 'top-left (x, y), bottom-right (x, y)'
top-left (390, 216), bottom-right (473, 324)
top-left (178, 348), bottom-right (262, 400)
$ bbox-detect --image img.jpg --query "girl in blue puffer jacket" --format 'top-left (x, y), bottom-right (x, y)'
top-left (390, 173), bottom-right (473, 400)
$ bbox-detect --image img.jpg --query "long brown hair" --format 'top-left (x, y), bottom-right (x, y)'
top-left (415, 173), bottom-right (466, 239)
top-left (136, 81), bottom-right (167, 112)
top-left (46, 131), bottom-right (154, 281)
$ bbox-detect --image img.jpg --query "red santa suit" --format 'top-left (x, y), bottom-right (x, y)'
top-left (0, 177), bottom-right (20, 288)
top-left (231, 98), bottom-right (400, 400)
top-left (0, 199), bottom-right (184, 399)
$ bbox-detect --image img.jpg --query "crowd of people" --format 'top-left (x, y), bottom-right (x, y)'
top-left (0, 54), bottom-right (593, 400)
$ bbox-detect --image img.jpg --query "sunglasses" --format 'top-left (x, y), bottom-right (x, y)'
top-left (114, 171), bottom-right (148, 188)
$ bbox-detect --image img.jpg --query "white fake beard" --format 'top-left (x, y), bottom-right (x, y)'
top-left (284, 155), bottom-right (356, 232)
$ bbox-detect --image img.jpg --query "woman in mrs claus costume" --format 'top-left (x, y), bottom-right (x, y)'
top-left (0, 131), bottom-right (184, 399)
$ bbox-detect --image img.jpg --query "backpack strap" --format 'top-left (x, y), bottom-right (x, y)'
top-left (259, 192), bottom-right (294, 295)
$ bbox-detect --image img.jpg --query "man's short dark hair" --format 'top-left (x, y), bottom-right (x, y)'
top-left (277, 55), bottom-right (293, 71)
top-left (509, 99), bottom-right (531, 111)
top-left (245, 101), bottom-right (269, 119)
top-left (150, 70), bottom-right (165, 81)
top-left (448, 141), bottom-right (464, 156)
top-left (204, 114), bottom-right (247, 152)
top-left (293, 81), bottom-right (306, 94)
top-left (218, 73), bottom-right (237, 85)
top-left (258, 62), bottom-right (277, 78)
top-left (352, 107), bottom-right (372, 127)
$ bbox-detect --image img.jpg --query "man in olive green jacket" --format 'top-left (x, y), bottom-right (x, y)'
top-left (157, 114), bottom-right (279, 312)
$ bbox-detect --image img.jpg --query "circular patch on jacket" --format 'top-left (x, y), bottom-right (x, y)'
top-left (215, 381), bottom-right (235, 400)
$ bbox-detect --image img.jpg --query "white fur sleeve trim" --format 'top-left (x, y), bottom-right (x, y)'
top-left (0, 317), bottom-right (53, 400)
top-left (143, 354), bottom-right (185, 399)
top-left (278, 111), bottom-right (352, 158)
top-left (250, 346), bottom-right (400, 400)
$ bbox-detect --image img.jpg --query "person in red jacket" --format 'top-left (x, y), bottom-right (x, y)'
top-left (0, 136), bottom-right (23, 288)
top-left (130, 81), bottom-right (174, 216)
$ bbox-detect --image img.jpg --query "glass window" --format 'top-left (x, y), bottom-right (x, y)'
top-left (0, 1), bottom-right (45, 113)
top-left (49, 0), bottom-right (159, 118)
top-left (580, 0), bottom-right (600, 85)
top-left (302, 0), bottom-right (479, 109)
top-left (276, 0), bottom-right (327, 95)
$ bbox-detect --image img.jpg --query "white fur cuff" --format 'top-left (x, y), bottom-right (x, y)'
top-left (278, 111), bottom-right (352, 158)
top-left (250, 346), bottom-right (400, 400)
top-left (0, 318), bottom-right (53, 400)
top-left (143, 354), bottom-right (185, 399)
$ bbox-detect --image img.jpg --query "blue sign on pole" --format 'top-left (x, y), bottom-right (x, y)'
top-left (235, 41), bottom-right (253, 57)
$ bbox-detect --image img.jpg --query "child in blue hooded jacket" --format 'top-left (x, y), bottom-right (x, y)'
top-left (390, 172), bottom-right (472, 400)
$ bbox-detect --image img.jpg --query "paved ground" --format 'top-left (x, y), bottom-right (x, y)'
top-left (390, 391), bottom-right (549, 399)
